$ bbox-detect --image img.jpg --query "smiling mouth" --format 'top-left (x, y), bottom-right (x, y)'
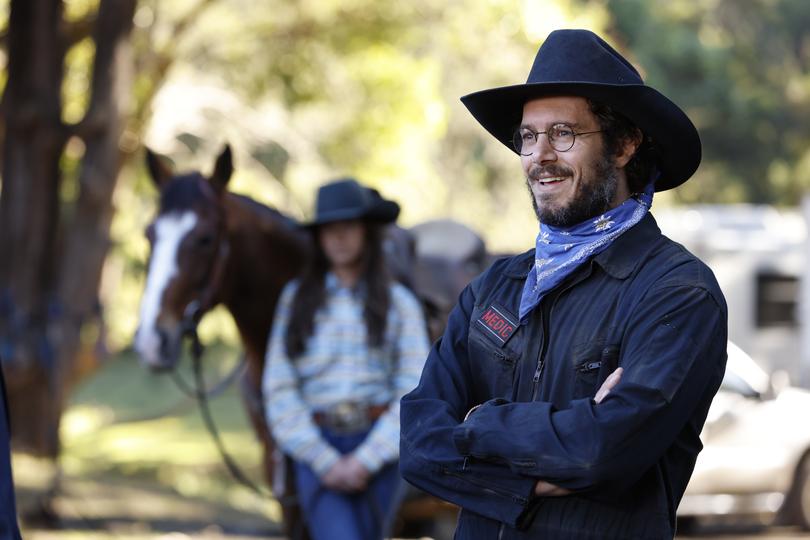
top-left (536, 176), bottom-right (568, 186)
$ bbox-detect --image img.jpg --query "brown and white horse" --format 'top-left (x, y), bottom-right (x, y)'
top-left (133, 146), bottom-right (310, 525)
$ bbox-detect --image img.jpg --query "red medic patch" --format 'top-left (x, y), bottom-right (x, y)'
top-left (475, 303), bottom-right (518, 346)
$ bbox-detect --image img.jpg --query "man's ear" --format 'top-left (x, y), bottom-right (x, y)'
top-left (614, 129), bottom-right (643, 169)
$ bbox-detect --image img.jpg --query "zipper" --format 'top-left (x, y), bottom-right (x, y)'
top-left (530, 296), bottom-right (554, 401)
top-left (530, 277), bottom-right (583, 401)
top-left (576, 360), bottom-right (602, 373)
top-left (530, 316), bottom-right (546, 400)
top-left (494, 349), bottom-right (515, 365)
top-left (531, 356), bottom-right (545, 400)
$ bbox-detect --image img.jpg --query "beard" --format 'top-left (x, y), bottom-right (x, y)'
top-left (525, 149), bottom-right (620, 227)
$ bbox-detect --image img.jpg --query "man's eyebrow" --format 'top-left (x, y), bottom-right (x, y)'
top-left (519, 121), bottom-right (580, 130)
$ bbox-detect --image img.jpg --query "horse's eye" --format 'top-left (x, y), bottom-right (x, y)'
top-left (196, 234), bottom-right (214, 248)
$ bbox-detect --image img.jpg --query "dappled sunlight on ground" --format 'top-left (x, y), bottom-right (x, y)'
top-left (13, 347), bottom-right (283, 538)
top-left (16, 473), bottom-right (280, 539)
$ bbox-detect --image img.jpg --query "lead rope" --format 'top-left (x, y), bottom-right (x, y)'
top-left (169, 299), bottom-right (246, 400)
top-left (184, 323), bottom-right (271, 498)
top-left (181, 322), bottom-right (309, 540)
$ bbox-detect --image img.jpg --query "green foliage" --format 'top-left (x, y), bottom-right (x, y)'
top-left (607, 0), bottom-right (810, 205)
top-left (0, 0), bottom-right (8, 92)
top-left (146, 0), bottom-right (545, 236)
top-left (63, 0), bottom-right (99, 22)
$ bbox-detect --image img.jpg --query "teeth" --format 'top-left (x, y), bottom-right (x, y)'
top-left (539, 177), bottom-right (566, 185)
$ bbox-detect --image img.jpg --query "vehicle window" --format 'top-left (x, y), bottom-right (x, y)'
top-left (756, 272), bottom-right (799, 328)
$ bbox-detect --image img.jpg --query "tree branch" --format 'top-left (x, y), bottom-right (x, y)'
top-left (172, 0), bottom-right (219, 39)
top-left (129, 0), bottom-right (220, 132)
top-left (61, 12), bottom-right (98, 48)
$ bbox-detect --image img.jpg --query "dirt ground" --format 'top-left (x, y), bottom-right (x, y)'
top-left (16, 471), bottom-right (283, 539)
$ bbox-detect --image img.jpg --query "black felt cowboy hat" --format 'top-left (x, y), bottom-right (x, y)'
top-left (305, 178), bottom-right (400, 228)
top-left (460, 29), bottom-right (701, 192)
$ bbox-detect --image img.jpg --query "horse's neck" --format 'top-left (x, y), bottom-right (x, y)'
top-left (219, 196), bottom-right (309, 371)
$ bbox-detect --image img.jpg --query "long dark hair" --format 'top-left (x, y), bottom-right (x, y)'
top-left (284, 222), bottom-right (391, 359)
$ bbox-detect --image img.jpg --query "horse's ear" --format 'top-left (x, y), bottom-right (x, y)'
top-left (210, 144), bottom-right (233, 194)
top-left (145, 148), bottom-right (173, 189)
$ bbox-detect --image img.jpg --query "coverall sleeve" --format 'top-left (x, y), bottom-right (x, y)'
top-left (451, 282), bottom-right (727, 493)
top-left (400, 277), bottom-right (537, 528)
top-left (263, 283), bottom-right (341, 477)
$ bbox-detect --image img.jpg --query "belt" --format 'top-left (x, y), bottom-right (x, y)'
top-left (312, 402), bottom-right (388, 434)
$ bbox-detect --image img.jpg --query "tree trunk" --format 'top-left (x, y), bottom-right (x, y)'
top-left (0, 0), bottom-right (67, 457)
top-left (0, 0), bottom-right (137, 459)
top-left (56, 0), bottom-right (136, 399)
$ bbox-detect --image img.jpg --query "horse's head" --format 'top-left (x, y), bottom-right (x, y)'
top-left (134, 145), bottom-right (233, 370)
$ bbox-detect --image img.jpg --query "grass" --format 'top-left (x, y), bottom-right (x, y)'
top-left (13, 344), bottom-right (285, 539)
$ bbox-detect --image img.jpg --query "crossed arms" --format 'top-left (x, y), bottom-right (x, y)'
top-left (400, 279), bottom-right (726, 527)
top-left (530, 367), bottom-right (622, 496)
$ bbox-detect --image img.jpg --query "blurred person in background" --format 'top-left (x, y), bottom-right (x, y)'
top-left (263, 178), bottom-right (430, 540)
top-left (0, 361), bottom-right (22, 540)
top-left (400, 29), bottom-right (728, 539)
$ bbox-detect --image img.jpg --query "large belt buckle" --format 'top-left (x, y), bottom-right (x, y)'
top-left (331, 402), bottom-right (367, 434)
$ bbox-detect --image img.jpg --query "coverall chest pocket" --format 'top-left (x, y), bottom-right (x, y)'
top-left (468, 333), bottom-right (518, 399)
top-left (572, 340), bottom-right (620, 400)
top-left (468, 302), bottom-right (521, 399)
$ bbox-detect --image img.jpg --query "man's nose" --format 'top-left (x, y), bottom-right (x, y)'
top-left (524, 133), bottom-right (557, 163)
top-left (534, 133), bottom-right (558, 162)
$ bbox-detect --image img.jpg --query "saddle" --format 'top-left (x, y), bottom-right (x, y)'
top-left (409, 220), bottom-right (490, 341)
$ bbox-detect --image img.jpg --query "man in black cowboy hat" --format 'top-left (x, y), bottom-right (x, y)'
top-left (400, 29), bottom-right (727, 539)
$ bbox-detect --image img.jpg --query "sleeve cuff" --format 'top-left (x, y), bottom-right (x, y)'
top-left (453, 398), bottom-right (512, 456)
top-left (353, 444), bottom-right (385, 475)
top-left (463, 403), bottom-right (482, 421)
top-left (310, 446), bottom-right (342, 477)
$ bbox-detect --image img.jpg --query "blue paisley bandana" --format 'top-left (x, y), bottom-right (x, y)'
top-left (519, 183), bottom-right (654, 320)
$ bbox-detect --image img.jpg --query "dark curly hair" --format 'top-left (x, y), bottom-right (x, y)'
top-left (587, 99), bottom-right (658, 193)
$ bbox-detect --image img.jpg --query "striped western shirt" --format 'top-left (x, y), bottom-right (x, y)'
top-left (263, 274), bottom-right (430, 476)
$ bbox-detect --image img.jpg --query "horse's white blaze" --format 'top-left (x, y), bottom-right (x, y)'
top-left (134, 211), bottom-right (198, 365)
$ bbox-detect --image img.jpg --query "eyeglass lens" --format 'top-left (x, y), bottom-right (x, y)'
top-left (512, 124), bottom-right (576, 154)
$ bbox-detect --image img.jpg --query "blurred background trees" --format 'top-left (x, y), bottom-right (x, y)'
top-left (1, 0), bottom-right (810, 507)
top-left (606, 0), bottom-right (810, 204)
top-left (0, 0), bottom-right (138, 462)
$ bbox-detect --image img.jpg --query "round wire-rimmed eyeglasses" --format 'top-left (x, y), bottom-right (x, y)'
top-left (512, 123), bottom-right (603, 155)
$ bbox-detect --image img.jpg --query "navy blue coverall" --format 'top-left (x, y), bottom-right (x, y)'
top-left (400, 214), bottom-right (728, 539)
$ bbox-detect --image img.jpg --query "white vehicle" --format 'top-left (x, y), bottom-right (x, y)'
top-left (679, 341), bottom-right (810, 528)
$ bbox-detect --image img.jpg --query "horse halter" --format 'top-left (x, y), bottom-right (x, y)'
top-left (181, 238), bottom-right (229, 335)
top-left (181, 179), bottom-right (231, 337)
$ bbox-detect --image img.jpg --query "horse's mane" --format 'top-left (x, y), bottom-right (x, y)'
top-left (230, 193), bottom-right (300, 230)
